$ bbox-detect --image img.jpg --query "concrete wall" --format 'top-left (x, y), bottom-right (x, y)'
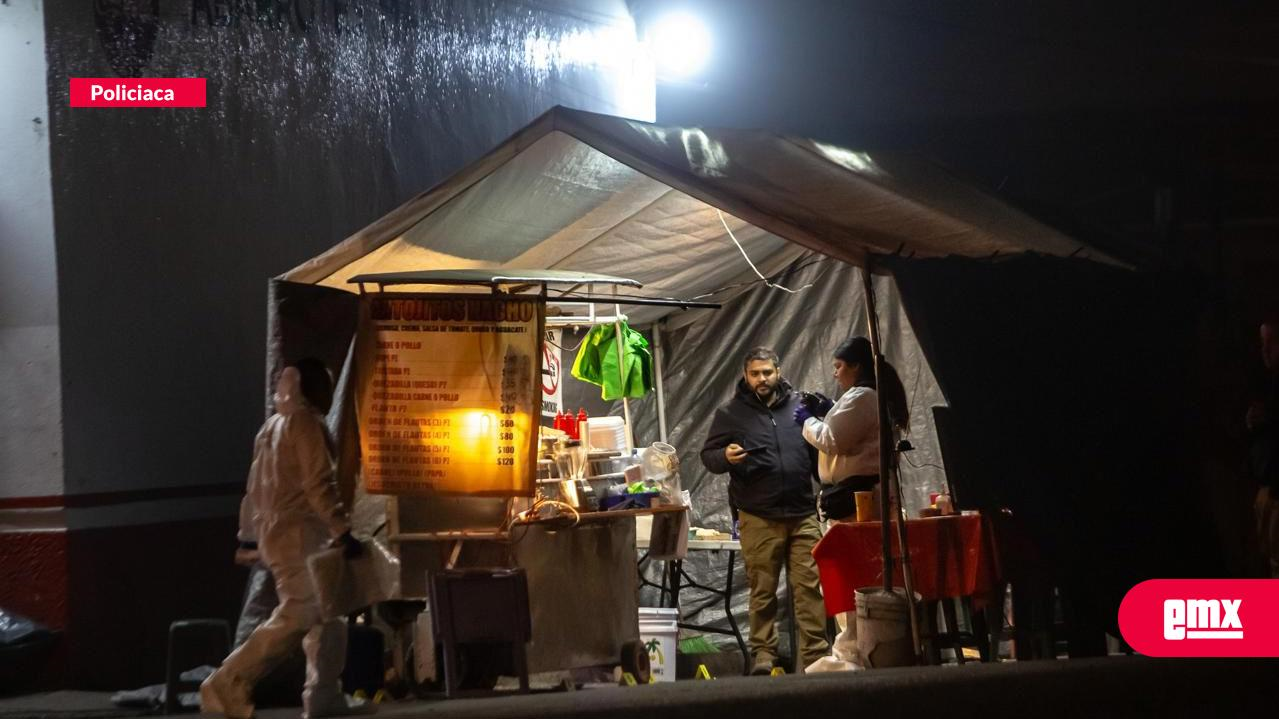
top-left (43, 0), bottom-right (652, 504)
top-left (0, 0), bottom-right (67, 692)
top-left (0, 0), bottom-right (62, 502)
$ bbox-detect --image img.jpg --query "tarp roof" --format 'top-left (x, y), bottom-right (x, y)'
top-left (283, 105), bottom-right (1119, 325)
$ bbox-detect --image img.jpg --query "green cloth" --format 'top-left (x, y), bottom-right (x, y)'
top-left (570, 322), bottom-right (654, 400)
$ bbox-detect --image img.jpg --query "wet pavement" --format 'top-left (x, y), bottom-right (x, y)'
top-left (4, 657), bottom-right (1275, 719)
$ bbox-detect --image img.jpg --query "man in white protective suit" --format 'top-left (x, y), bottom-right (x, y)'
top-left (201, 359), bottom-right (374, 719)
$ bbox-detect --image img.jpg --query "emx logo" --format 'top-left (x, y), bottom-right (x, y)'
top-left (1120, 580), bottom-right (1278, 656)
top-left (1163, 599), bottom-right (1242, 640)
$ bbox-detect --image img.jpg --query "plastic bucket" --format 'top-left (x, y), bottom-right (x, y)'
top-left (854, 587), bottom-right (919, 668)
top-left (638, 607), bottom-right (679, 682)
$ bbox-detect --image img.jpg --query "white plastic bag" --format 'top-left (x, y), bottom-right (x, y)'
top-left (306, 538), bottom-right (400, 620)
top-left (804, 611), bottom-right (865, 673)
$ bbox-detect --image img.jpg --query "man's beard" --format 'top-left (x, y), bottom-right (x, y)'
top-left (755, 382), bottom-right (777, 401)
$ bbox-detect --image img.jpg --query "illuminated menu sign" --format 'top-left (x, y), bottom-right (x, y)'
top-left (354, 293), bottom-right (542, 496)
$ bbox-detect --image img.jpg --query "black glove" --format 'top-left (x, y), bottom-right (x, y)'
top-left (800, 391), bottom-right (834, 419)
top-left (332, 531), bottom-right (363, 559)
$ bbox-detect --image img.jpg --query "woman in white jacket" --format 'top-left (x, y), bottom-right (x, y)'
top-left (795, 336), bottom-right (909, 517)
top-left (793, 336), bottom-right (909, 671)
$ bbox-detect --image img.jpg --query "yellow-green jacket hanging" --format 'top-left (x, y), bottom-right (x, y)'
top-left (570, 322), bottom-right (654, 400)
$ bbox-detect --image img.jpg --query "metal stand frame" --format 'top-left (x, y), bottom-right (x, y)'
top-left (861, 260), bottom-right (923, 662)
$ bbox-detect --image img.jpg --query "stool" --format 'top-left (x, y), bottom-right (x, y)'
top-left (165, 619), bottom-right (231, 713)
top-left (428, 568), bottom-right (530, 698)
top-left (921, 598), bottom-right (988, 665)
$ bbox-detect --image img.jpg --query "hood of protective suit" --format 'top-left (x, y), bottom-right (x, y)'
top-left (273, 366), bottom-right (307, 415)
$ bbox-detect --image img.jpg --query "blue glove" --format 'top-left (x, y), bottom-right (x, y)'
top-left (798, 391), bottom-right (834, 419)
top-left (793, 404), bottom-right (814, 426)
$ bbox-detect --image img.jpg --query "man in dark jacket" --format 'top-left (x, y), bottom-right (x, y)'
top-left (700, 347), bottom-right (830, 674)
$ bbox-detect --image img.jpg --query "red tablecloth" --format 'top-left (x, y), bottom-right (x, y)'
top-left (812, 513), bottom-right (997, 617)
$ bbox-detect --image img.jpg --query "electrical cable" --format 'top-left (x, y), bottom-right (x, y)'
top-left (545, 332), bottom-right (588, 353)
top-left (511, 496), bottom-right (581, 529)
top-left (897, 357), bottom-right (949, 474)
top-left (717, 209), bottom-right (814, 295)
top-left (901, 451), bottom-right (946, 473)
top-left (685, 254), bottom-right (826, 302)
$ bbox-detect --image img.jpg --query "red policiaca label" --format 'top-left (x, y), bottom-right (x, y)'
top-left (1118, 579), bottom-right (1279, 657)
top-left (69, 78), bottom-right (206, 108)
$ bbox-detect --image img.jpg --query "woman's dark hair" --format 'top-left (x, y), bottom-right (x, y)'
top-left (833, 336), bottom-right (910, 430)
top-left (293, 358), bottom-right (334, 414)
top-left (833, 337), bottom-right (873, 371)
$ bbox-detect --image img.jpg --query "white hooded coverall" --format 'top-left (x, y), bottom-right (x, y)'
top-left (206, 368), bottom-right (352, 717)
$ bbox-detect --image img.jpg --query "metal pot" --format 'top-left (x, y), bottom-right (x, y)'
top-left (557, 479), bottom-right (597, 510)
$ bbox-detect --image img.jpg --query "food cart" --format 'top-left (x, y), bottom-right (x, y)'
top-left (345, 269), bottom-right (712, 691)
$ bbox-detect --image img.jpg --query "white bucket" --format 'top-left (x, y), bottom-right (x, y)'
top-left (638, 607), bottom-right (679, 682)
top-left (854, 587), bottom-right (919, 668)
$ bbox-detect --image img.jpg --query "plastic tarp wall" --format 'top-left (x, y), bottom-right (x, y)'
top-left (622, 252), bottom-right (948, 650)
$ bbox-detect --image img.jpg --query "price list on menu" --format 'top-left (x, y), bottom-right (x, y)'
top-left (354, 294), bottom-right (542, 496)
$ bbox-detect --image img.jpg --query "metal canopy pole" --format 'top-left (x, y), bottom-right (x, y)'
top-left (614, 301), bottom-right (634, 453)
top-left (653, 321), bottom-right (669, 443)
top-left (861, 263), bottom-right (894, 591)
top-left (860, 259), bottom-right (923, 661)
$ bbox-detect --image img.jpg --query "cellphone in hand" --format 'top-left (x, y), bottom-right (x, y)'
top-left (739, 445), bottom-right (765, 455)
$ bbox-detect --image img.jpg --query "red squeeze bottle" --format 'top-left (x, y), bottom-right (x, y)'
top-left (554, 411), bottom-right (565, 433)
top-left (565, 410), bottom-right (577, 439)
top-left (577, 408), bottom-right (589, 442)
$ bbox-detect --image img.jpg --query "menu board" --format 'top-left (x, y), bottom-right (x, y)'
top-left (354, 293), bottom-right (543, 496)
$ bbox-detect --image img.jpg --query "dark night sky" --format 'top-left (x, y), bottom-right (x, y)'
top-left (638, 0), bottom-right (1279, 267)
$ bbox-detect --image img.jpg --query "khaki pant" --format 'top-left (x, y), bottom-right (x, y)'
top-left (737, 510), bottom-right (831, 670)
top-left (1256, 487), bottom-right (1279, 578)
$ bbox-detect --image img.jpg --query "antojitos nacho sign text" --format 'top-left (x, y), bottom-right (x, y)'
top-left (354, 294), bottom-right (543, 496)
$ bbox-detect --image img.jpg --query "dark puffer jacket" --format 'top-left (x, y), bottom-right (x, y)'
top-left (700, 379), bottom-right (818, 519)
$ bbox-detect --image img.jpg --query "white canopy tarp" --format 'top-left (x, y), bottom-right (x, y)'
top-left (283, 106), bottom-right (1118, 327)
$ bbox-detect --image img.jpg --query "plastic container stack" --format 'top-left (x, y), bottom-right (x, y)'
top-left (588, 415), bottom-right (627, 451)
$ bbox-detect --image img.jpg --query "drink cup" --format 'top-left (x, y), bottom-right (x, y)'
top-left (855, 491), bottom-right (875, 522)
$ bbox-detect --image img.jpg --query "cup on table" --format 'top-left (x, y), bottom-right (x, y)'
top-left (935, 494), bottom-right (954, 515)
top-left (854, 491), bottom-right (875, 522)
